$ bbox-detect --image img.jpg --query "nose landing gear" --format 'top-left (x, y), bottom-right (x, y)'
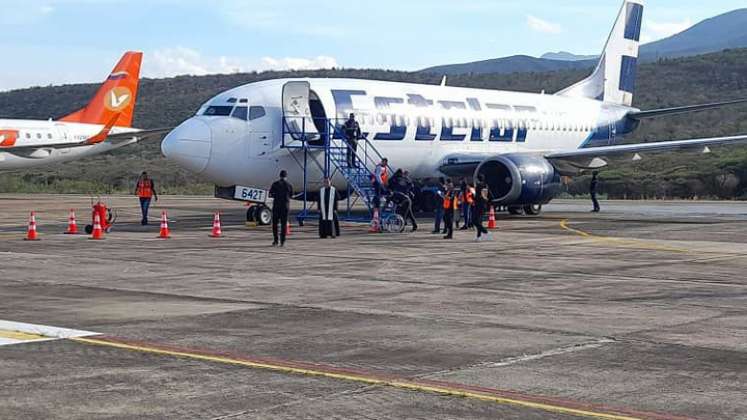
top-left (246, 204), bottom-right (272, 226)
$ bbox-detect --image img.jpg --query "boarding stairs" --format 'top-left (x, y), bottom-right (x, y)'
top-left (281, 116), bottom-right (387, 223)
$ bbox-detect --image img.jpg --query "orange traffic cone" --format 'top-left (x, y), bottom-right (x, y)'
top-left (369, 208), bottom-right (381, 233)
top-left (90, 212), bottom-right (104, 240)
top-left (65, 209), bottom-right (79, 234)
top-left (487, 206), bottom-right (497, 230)
top-left (285, 221), bottom-right (292, 236)
top-left (209, 212), bottom-right (223, 238)
top-left (25, 211), bottom-right (40, 241)
top-left (157, 211), bottom-right (171, 239)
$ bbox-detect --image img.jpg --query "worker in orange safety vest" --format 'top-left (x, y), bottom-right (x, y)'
top-left (442, 179), bottom-right (459, 240)
top-left (459, 182), bottom-right (476, 231)
top-left (134, 171), bottom-right (158, 225)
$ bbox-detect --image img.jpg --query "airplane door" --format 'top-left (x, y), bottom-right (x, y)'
top-left (282, 81), bottom-right (318, 146)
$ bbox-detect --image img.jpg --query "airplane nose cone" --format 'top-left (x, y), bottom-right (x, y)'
top-left (162, 118), bottom-right (212, 173)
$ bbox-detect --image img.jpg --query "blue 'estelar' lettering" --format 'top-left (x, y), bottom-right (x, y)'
top-left (374, 97), bottom-right (407, 141)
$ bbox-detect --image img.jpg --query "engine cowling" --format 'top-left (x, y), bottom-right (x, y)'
top-left (474, 154), bottom-right (560, 205)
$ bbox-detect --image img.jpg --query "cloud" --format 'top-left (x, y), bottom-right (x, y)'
top-left (526, 15), bottom-right (563, 34)
top-left (212, 1), bottom-right (344, 37)
top-left (0, 2), bottom-right (56, 25)
top-left (145, 47), bottom-right (339, 78)
top-left (641, 18), bottom-right (693, 43)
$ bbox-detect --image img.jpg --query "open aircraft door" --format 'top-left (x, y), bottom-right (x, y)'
top-left (282, 81), bottom-right (319, 147)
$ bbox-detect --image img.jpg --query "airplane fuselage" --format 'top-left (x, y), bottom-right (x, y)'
top-left (0, 119), bottom-right (139, 169)
top-left (163, 78), bottom-right (641, 192)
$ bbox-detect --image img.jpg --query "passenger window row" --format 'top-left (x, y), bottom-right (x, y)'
top-left (364, 114), bottom-right (596, 133)
top-left (20, 132), bottom-right (54, 140)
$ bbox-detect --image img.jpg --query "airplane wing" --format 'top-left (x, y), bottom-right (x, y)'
top-left (437, 134), bottom-right (747, 177)
top-left (104, 127), bottom-right (172, 145)
top-left (545, 134), bottom-right (747, 174)
top-left (438, 154), bottom-right (491, 178)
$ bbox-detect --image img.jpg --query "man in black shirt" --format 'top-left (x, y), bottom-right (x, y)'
top-left (590, 172), bottom-right (601, 213)
top-left (269, 170), bottom-right (294, 247)
top-left (473, 175), bottom-right (491, 241)
top-left (342, 113), bottom-right (361, 168)
top-left (432, 177), bottom-right (446, 234)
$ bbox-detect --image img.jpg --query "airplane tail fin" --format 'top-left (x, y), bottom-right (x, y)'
top-left (59, 51), bottom-right (143, 127)
top-left (557, 0), bottom-right (643, 106)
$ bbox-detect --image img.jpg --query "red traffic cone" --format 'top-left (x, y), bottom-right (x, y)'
top-left (90, 212), bottom-right (105, 240)
top-left (25, 211), bottom-right (40, 241)
top-left (285, 221), bottom-right (292, 236)
top-left (157, 211), bottom-right (171, 239)
top-left (65, 209), bottom-right (79, 234)
top-left (209, 212), bottom-right (223, 238)
top-left (369, 208), bottom-right (381, 233)
top-left (488, 206), bottom-right (497, 230)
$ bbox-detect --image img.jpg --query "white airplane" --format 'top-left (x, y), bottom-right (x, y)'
top-left (162, 0), bottom-right (747, 217)
top-left (0, 52), bottom-right (168, 170)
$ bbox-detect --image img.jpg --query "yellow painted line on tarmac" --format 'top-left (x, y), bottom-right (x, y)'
top-left (0, 329), bottom-right (47, 341)
top-left (72, 336), bottom-right (645, 420)
top-left (560, 220), bottom-right (688, 253)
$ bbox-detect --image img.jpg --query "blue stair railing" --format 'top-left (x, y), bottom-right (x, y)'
top-left (281, 116), bottom-right (388, 223)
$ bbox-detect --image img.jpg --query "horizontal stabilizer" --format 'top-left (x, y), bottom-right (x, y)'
top-left (628, 98), bottom-right (747, 119)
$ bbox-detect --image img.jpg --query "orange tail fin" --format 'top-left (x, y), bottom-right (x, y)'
top-left (59, 51), bottom-right (142, 128)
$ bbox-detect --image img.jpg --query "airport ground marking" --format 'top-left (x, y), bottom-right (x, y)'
top-left (559, 220), bottom-right (689, 253)
top-left (0, 329), bottom-right (47, 341)
top-left (0, 320), bottom-right (98, 347)
top-left (71, 335), bottom-right (697, 420)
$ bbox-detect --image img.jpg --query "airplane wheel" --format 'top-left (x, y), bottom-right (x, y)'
top-left (507, 206), bottom-right (523, 215)
top-left (246, 206), bottom-right (257, 222)
top-left (257, 205), bottom-right (272, 226)
top-left (523, 204), bottom-right (542, 216)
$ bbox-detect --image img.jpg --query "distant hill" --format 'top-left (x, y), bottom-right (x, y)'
top-left (641, 8), bottom-right (747, 59)
top-left (421, 9), bottom-right (747, 75)
top-left (421, 55), bottom-right (594, 76)
top-left (540, 51), bottom-right (597, 61)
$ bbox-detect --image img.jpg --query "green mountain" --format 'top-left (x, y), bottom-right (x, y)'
top-left (1, 49), bottom-right (747, 199)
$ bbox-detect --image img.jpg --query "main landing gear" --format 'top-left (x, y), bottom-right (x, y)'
top-left (506, 204), bottom-right (543, 216)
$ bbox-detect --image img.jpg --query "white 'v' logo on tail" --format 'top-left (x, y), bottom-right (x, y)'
top-left (110, 91), bottom-right (130, 108)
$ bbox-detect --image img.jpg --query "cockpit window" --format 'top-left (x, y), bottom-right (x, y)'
top-left (232, 106), bottom-right (248, 120)
top-left (227, 98), bottom-right (237, 103)
top-left (203, 106), bottom-right (234, 116)
top-left (239, 99), bottom-right (248, 104)
top-left (249, 106), bottom-right (266, 120)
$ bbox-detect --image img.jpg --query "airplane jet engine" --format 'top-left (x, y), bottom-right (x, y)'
top-left (474, 154), bottom-right (561, 214)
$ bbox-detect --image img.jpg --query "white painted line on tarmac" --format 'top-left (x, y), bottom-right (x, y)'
top-left (0, 320), bottom-right (98, 347)
top-left (486, 338), bottom-right (615, 368)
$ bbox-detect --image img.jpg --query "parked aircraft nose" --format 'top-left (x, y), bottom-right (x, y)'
top-left (161, 118), bottom-right (212, 173)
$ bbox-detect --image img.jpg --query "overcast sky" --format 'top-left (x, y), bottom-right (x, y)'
top-left (0, 0), bottom-right (744, 91)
